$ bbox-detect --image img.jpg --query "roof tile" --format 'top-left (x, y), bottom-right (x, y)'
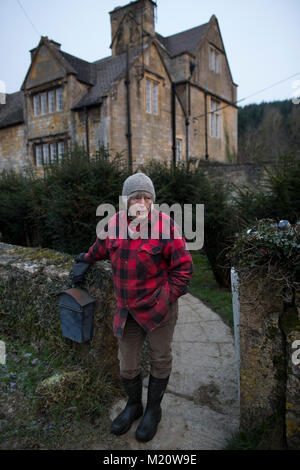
top-left (0, 92), bottom-right (24, 129)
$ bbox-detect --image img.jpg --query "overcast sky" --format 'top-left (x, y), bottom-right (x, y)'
top-left (1, 0), bottom-right (299, 107)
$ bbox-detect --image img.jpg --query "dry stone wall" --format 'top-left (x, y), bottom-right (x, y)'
top-left (0, 242), bottom-right (119, 381)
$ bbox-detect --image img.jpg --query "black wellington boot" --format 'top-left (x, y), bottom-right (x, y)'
top-left (135, 374), bottom-right (169, 442)
top-left (111, 373), bottom-right (143, 436)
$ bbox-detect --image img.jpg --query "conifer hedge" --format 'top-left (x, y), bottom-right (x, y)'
top-left (0, 148), bottom-right (299, 288)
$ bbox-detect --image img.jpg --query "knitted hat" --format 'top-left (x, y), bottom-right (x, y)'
top-left (122, 172), bottom-right (156, 204)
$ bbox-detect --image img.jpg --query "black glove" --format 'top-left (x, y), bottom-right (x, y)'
top-left (71, 253), bottom-right (91, 284)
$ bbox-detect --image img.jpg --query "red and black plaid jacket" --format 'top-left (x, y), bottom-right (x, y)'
top-left (83, 207), bottom-right (194, 338)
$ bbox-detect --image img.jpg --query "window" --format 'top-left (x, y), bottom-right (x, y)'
top-left (43, 144), bottom-right (50, 164)
top-left (35, 145), bottom-right (43, 166)
top-left (56, 88), bottom-right (63, 111)
top-left (146, 79), bottom-right (152, 113)
top-left (50, 143), bottom-right (57, 163)
top-left (146, 78), bottom-right (159, 115)
top-left (33, 95), bottom-right (40, 116)
top-left (210, 98), bottom-right (221, 138)
top-left (41, 92), bottom-right (47, 115)
top-left (34, 140), bottom-right (65, 166)
top-left (48, 90), bottom-right (55, 113)
top-left (153, 83), bottom-right (158, 115)
top-left (58, 141), bottom-right (65, 161)
top-left (176, 138), bottom-right (182, 162)
top-left (32, 87), bottom-right (63, 116)
top-left (209, 47), bottom-right (219, 73)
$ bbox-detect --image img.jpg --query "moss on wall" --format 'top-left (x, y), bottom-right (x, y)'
top-left (0, 242), bottom-right (121, 416)
top-left (229, 220), bottom-right (300, 449)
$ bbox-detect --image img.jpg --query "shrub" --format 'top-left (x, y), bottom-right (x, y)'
top-left (0, 168), bottom-right (37, 246)
top-left (31, 145), bottom-right (129, 254)
top-left (1, 150), bottom-right (298, 289)
top-left (232, 152), bottom-right (300, 227)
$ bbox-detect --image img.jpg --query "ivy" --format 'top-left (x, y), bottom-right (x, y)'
top-left (227, 218), bottom-right (300, 293)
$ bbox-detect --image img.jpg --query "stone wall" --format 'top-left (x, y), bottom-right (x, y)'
top-left (198, 160), bottom-right (274, 191)
top-left (0, 123), bottom-right (28, 172)
top-left (0, 242), bottom-right (120, 382)
top-left (232, 267), bottom-right (300, 449)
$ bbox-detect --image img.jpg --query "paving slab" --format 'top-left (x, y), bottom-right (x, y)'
top-left (109, 293), bottom-right (239, 450)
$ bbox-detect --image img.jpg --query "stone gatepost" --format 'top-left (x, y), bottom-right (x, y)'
top-left (230, 220), bottom-right (300, 449)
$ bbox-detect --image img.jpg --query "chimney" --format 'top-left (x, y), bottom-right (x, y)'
top-left (109, 0), bottom-right (156, 56)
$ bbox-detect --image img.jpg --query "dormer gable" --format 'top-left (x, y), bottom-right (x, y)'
top-left (21, 37), bottom-right (69, 91)
top-left (196, 14), bottom-right (236, 86)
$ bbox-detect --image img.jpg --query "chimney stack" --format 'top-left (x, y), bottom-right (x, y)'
top-left (109, 0), bottom-right (156, 56)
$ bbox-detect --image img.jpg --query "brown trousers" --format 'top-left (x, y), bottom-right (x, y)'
top-left (117, 300), bottom-right (179, 380)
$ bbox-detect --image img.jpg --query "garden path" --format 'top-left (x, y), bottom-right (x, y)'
top-left (107, 293), bottom-right (239, 450)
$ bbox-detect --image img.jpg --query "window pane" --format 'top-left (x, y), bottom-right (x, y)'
top-left (48, 90), bottom-right (55, 113)
top-left (216, 114), bottom-right (220, 138)
top-left (50, 143), bottom-right (57, 163)
top-left (36, 145), bottom-right (43, 166)
top-left (58, 141), bottom-right (65, 161)
top-left (146, 79), bottom-right (151, 113)
top-left (43, 144), bottom-right (50, 164)
top-left (210, 108), bottom-right (215, 137)
top-left (153, 83), bottom-right (158, 115)
top-left (56, 88), bottom-right (63, 111)
top-left (41, 92), bottom-right (47, 114)
top-left (176, 139), bottom-right (182, 161)
top-left (33, 95), bottom-right (40, 116)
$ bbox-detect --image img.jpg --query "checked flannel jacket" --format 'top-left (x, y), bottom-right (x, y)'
top-left (83, 207), bottom-right (194, 338)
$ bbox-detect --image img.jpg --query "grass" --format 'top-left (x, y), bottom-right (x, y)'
top-left (0, 334), bottom-right (120, 450)
top-left (189, 250), bottom-right (234, 328)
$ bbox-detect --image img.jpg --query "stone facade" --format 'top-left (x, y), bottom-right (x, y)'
top-left (0, 0), bottom-right (238, 173)
top-left (0, 123), bottom-right (27, 171)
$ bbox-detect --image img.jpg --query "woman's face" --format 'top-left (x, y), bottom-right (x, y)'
top-left (128, 193), bottom-right (152, 219)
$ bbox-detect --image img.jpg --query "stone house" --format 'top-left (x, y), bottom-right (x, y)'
top-left (0, 0), bottom-right (238, 173)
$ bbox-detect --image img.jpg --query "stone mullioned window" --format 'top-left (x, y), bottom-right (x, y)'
top-left (34, 140), bottom-right (65, 166)
top-left (33, 87), bottom-right (63, 116)
top-left (145, 78), bottom-right (159, 115)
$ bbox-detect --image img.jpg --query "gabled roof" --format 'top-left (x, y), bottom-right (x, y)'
top-left (59, 50), bottom-right (96, 85)
top-left (0, 92), bottom-right (24, 129)
top-left (24, 37), bottom-right (96, 89)
top-left (0, 16), bottom-right (226, 128)
top-left (156, 23), bottom-right (209, 57)
top-left (72, 46), bottom-right (143, 110)
top-left (0, 43), bottom-right (144, 128)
